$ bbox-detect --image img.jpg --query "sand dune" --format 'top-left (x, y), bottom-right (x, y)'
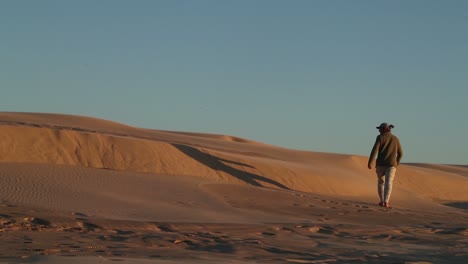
top-left (0, 112), bottom-right (467, 263)
top-left (1, 112), bottom-right (466, 201)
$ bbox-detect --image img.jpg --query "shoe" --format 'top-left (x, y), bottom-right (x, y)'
top-left (383, 202), bottom-right (390, 208)
top-left (378, 202), bottom-right (384, 207)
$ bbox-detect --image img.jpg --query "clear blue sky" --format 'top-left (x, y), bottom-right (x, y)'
top-left (1, 1), bottom-right (467, 165)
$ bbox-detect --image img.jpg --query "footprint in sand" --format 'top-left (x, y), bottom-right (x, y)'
top-left (152, 223), bottom-right (176, 232)
top-left (337, 210), bottom-right (351, 216)
top-left (353, 204), bottom-right (369, 209)
top-left (357, 209), bottom-right (374, 213)
top-left (260, 231), bottom-right (276, 237)
top-left (22, 236), bottom-right (33, 244)
top-left (72, 212), bottom-right (89, 219)
top-left (273, 226), bottom-right (294, 232)
top-left (76, 221), bottom-right (101, 232)
top-left (0, 214), bottom-right (16, 226)
top-left (112, 229), bottom-right (135, 235)
top-left (23, 217), bottom-right (51, 227)
top-left (307, 225), bottom-right (337, 235)
top-left (433, 227), bottom-right (467, 235)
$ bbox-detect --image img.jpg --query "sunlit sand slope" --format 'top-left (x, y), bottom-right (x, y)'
top-left (1, 112), bottom-right (467, 203)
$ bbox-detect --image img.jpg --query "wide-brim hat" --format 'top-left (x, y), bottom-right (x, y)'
top-left (376, 122), bottom-right (389, 129)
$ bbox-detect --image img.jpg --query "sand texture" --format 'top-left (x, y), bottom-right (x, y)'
top-left (0, 112), bottom-right (467, 263)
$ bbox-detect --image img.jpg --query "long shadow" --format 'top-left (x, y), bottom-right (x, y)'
top-left (444, 202), bottom-right (468, 210)
top-left (172, 144), bottom-right (290, 190)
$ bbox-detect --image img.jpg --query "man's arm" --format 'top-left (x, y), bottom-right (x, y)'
top-left (368, 136), bottom-right (380, 169)
top-left (396, 138), bottom-right (403, 166)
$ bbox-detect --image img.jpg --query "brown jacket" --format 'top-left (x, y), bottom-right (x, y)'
top-left (368, 132), bottom-right (403, 167)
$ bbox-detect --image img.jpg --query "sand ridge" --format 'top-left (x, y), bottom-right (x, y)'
top-left (1, 112), bottom-right (467, 201)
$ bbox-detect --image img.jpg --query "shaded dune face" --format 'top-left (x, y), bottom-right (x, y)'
top-left (1, 112), bottom-right (467, 203)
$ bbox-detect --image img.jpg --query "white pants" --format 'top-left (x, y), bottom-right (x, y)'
top-left (376, 166), bottom-right (397, 203)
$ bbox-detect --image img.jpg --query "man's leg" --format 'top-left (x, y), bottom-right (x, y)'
top-left (383, 167), bottom-right (397, 204)
top-left (376, 166), bottom-right (386, 204)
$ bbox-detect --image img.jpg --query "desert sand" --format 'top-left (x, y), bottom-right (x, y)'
top-left (0, 112), bottom-right (466, 264)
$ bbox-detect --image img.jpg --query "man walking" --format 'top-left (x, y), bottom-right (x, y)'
top-left (368, 122), bottom-right (403, 208)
